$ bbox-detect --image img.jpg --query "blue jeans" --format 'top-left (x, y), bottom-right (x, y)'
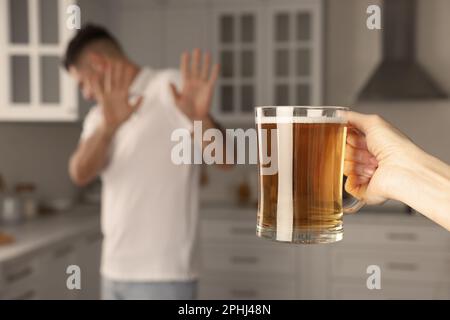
top-left (101, 277), bottom-right (198, 300)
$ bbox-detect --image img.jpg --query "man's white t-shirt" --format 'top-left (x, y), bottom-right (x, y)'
top-left (81, 67), bottom-right (200, 282)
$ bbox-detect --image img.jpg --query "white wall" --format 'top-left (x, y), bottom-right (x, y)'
top-left (324, 0), bottom-right (382, 105)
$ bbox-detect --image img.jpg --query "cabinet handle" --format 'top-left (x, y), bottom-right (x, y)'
top-left (5, 266), bottom-right (33, 283)
top-left (230, 227), bottom-right (255, 236)
top-left (230, 256), bottom-right (259, 264)
top-left (386, 232), bottom-right (418, 241)
top-left (386, 262), bottom-right (418, 271)
top-left (12, 290), bottom-right (36, 300)
top-left (230, 289), bottom-right (258, 298)
top-left (53, 245), bottom-right (75, 258)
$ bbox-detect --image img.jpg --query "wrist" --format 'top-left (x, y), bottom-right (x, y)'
top-left (98, 122), bottom-right (117, 141)
top-left (196, 114), bottom-right (214, 129)
top-left (387, 146), bottom-right (450, 208)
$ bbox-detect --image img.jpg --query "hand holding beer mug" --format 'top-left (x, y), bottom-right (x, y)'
top-left (256, 106), bottom-right (364, 244)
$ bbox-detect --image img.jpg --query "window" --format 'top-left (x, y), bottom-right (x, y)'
top-left (270, 9), bottom-right (316, 106)
top-left (0, 0), bottom-right (78, 121)
top-left (212, 1), bottom-right (322, 123)
top-left (216, 10), bottom-right (258, 118)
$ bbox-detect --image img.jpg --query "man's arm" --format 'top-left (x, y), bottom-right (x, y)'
top-left (170, 49), bottom-right (234, 168)
top-left (69, 124), bottom-right (114, 186)
top-left (198, 114), bottom-right (234, 169)
top-left (388, 148), bottom-right (450, 231)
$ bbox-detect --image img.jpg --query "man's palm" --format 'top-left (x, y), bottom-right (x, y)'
top-left (89, 60), bottom-right (142, 133)
top-left (170, 49), bottom-right (219, 121)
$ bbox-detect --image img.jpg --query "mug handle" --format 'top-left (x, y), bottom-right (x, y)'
top-left (342, 125), bottom-right (366, 214)
top-left (343, 195), bottom-right (365, 214)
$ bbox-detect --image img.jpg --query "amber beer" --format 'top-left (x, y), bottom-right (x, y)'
top-left (256, 107), bottom-right (349, 244)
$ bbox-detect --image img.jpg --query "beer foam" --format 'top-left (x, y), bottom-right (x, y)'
top-left (255, 116), bottom-right (346, 124)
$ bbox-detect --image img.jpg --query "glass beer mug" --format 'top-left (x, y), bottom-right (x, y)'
top-left (255, 106), bottom-right (364, 244)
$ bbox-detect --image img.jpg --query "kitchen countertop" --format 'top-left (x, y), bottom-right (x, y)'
top-left (0, 201), bottom-right (442, 264)
top-left (200, 201), bottom-right (440, 228)
top-left (0, 204), bottom-right (100, 263)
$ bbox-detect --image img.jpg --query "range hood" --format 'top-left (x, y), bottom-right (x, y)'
top-left (357, 0), bottom-right (447, 101)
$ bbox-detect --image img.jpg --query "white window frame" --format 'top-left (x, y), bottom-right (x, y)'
top-left (266, 0), bottom-right (323, 107)
top-left (211, 0), bottom-right (323, 124)
top-left (0, 0), bottom-right (78, 122)
top-left (211, 0), bottom-right (265, 124)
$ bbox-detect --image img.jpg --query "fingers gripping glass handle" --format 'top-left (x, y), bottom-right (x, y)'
top-left (343, 196), bottom-right (365, 214)
top-left (343, 125), bottom-right (365, 214)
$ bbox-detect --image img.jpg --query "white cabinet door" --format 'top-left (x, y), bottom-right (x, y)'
top-left (39, 240), bottom-right (79, 300)
top-left (164, 0), bottom-right (210, 69)
top-left (435, 284), bottom-right (450, 299)
top-left (266, 0), bottom-right (323, 107)
top-left (211, 0), bottom-right (263, 123)
top-left (39, 230), bottom-right (102, 300)
top-left (199, 276), bottom-right (296, 300)
top-left (1, 253), bottom-right (43, 300)
top-left (201, 243), bottom-right (296, 275)
top-left (0, 0), bottom-right (78, 122)
top-left (76, 230), bottom-right (102, 300)
top-left (210, 0), bottom-right (323, 124)
top-left (296, 245), bottom-right (330, 299)
top-left (331, 281), bottom-right (437, 300)
top-left (330, 249), bottom-right (450, 283)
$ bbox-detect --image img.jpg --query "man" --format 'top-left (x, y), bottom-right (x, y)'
top-left (64, 24), bottom-right (222, 299)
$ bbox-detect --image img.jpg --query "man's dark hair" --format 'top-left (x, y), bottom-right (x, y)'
top-left (63, 24), bottom-right (122, 70)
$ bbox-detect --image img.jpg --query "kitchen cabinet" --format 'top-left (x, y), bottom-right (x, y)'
top-left (0, 0), bottom-right (78, 121)
top-left (0, 229), bottom-right (102, 300)
top-left (76, 230), bottom-right (102, 299)
top-left (200, 275), bottom-right (296, 300)
top-left (211, 0), bottom-right (263, 123)
top-left (198, 208), bottom-right (299, 300)
top-left (324, 220), bottom-right (450, 300)
top-left (116, 0), bottom-right (323, 124)
top-left (266, 1), bottom-right (323, 107)
top-left (0, 253), bottom-right (43, 300)
top-left (0, 207), bottom-right (101, 300)
top-left (0, 0), bottom-right (323, 122)
top-left (198, 207), bottom-right (450, 300)
top-left (211, 0), bottom-right (323, 123)
top-left (39, 238), bottom-right (80, 300)
top-left (38, 230), bottom-right (102, 300)
top-left (330, 281), bottom-right (438, 300)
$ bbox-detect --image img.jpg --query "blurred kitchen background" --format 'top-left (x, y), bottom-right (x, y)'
top-left (0, 0), bottom-right (449, 300)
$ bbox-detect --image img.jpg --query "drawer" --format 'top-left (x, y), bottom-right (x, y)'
top-left (2, 281), bottom-right (40, 300)
top-left (341, 224), bottom-right (450, 248)
top-left (199, 277), bottom-right (296, 300)
top-left (435, 284), bottom-right (450, 299)
top-left (2, 254), bottom-right (41, 290)
top-left (200, 218), bottom-right (259, 244)
top-left (331, 249), bottom-right (450, 283)
top-left (331, 281), bottom-right (437, 300)
top-left (1, 255), bottom-right (43, 300)
top-left (200, 243), bottom-right (296, 275)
